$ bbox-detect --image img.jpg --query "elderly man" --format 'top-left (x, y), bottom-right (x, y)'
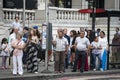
top-left (72, 31), bottom-right (90, 73)
top-left (52, 30), bottom-right (69, 73)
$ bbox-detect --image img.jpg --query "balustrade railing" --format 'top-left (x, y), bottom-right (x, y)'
top-left (3, 8), bottom-right (35, 22)
top-left (49, 7), bottom-right (89, 21)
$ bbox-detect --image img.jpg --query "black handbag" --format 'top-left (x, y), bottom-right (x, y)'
top-left (10, 49), bottom-right (14, 57)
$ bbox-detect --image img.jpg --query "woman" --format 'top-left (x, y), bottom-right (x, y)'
top-left (12, 33), bottom-right (25, 76)
top-left (99, 31), bottom-right (108, 71)
top-left (26, 29), bottom-right (39, 73)
top-left (69, 30), bottom-right (77, 68)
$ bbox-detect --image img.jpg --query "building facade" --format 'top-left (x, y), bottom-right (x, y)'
top-left (0, 0), bottom-right (120, 40)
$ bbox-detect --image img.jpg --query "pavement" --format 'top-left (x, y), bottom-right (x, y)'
top-left (0, 58), bottom-right (120, 80)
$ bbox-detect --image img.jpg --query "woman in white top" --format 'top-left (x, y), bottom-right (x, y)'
top-left (12, 33), bottom-right (25, 76)
top-left (91, 36), bottom-right (102, 71)
top-left (99, 31), bottom-right (108, 71)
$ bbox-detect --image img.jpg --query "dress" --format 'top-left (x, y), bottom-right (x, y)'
top-left (1, 44), bottom-right (10, 56)
top-left (26, 40), bottom-right (38, 73)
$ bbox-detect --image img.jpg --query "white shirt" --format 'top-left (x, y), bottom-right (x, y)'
top-left (91, 41), bottom-right (101, 54)
top-left (99, 37), bottom-right (108, 49)
top-left (55, 37), bottom-right (68, 51)
top-left (12, 21), bottom-right (22, 32)
top-left (8, 33), bottom-right (16, 51)
top-left (75, 37), bottom-right (90, 51)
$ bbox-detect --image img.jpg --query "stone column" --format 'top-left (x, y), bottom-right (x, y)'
top-left (0, 0), bottom-right (3, 24)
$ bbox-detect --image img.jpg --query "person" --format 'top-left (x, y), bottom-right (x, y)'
top-left (8, 27), bottom-right (19, 66)
top-left (72, 31), bottom-right (90, 73)
top-left (99, 31), bottom-right (108, 71)
top-left (26, 29), bottom-right (39, 73)
top-left (95, 28), bottom-right (101, 36)
top-left (111, 28), bottom-right (120, 65)
top-left (63, 28), bottom-right (70, 69)
top-left (69, 30), bottom-right (77, 68)
top-left (91, 36), bottom-right (102, 71)
top-left (52, 30), bottom-right (69, 73)
top-left (12, 16), bottom-right (22, 32)
top-left (0, 38), bottom-right (9, 69)
top-left (22, 27), bottom-right (29, 66)
top-left (11, 33), bottom-right (25, 76)
top-left (33, 26), bottom-right (43, 61)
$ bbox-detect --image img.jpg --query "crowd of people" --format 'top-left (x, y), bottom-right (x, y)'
top-left (52, 28), bottom-right (108, 73)
top-left (0, 16), bottom-right (119, 76)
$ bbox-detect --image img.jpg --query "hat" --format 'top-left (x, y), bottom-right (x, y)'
top-left (33, 26), bottom-right (38, 29)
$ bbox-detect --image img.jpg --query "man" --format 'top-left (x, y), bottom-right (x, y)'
top-left (12, 16), bottom-right (22, 32)
top-left (63, 28), bottom-right (70, 69)
top-left (72, 31), bottom-right (90, 73)
top-left (22, 27), bottom-right (29, 65)
top-left (52, 30), bottom-right (69, 73)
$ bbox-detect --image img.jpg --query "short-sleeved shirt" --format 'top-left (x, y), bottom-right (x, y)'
top-left (99, 37), bottom-right (108, 49)
top-left (91, 41), bottom-right (101, 54)
top-left (75, 37), bottom-right (90, 51)
top-left (54, 37), bottom-right (68, 51)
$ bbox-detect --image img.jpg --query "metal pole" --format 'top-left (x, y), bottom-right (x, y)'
top-left (107, 14), bottom-right (110, 70)
top-left (23, 0), bottom-right (26, 27)
top-left (92, 0), bottom-right (96, 31)
top-left (41, 0), bottom-right (52, 73)
top-left (45, 0), bottom-right (49, 70)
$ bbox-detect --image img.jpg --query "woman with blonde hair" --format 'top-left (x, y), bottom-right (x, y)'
top-left (26, 29), bottom-right (39, 73)
top-left (12, 32), bottom-right (25, 76)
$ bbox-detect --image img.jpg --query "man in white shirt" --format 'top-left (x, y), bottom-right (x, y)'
top-left (52, 30), bottom-right (69, 73)
top-left (72, 31), bottom-right (90, 73)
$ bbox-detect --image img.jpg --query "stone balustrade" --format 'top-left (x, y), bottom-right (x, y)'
top-left (49, 7), bottom-right (89, 27)
top-left (3, 8), bottom-right (35, 22)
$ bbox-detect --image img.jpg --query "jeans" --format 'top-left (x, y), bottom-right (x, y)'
top-left (92, 53), bottom-right (102, 69)
top-left (73, 50), bottom-right (86, 71)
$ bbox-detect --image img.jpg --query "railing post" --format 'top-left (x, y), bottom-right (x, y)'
top-left (0, 0), bottom-right (3, 23)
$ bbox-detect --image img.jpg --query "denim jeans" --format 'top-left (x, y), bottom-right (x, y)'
top-left (92, 53), bottom-right (102, 69)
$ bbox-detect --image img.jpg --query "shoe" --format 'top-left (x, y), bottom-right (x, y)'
top-left (100, 68), bottom-right (103, 71)
top-left (13, 74), bottom-right (17, 76)
top-left (93, 68), bottom-right (96, 71)
top-left (80, 69), bottom-right (84, 73)
top-left (72, 70), bottom-right (76, 72)
top-left (34, 72), bottom-right (38, 74)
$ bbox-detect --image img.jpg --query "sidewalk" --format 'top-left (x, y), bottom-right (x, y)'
top-left (0, 61), bottom-right (120, 80)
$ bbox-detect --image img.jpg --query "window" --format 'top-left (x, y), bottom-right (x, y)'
top-left (54, 0), bottom-right (72, 8)
top-left (3, 0), bottom-right (37, 10)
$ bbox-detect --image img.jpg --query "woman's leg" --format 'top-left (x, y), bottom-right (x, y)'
top-left (32, 50), bottom-right (38, 73)
top-left (1, 56), bottom-right (5, 68)
top-left (17, 54), bottom-right (23, 75)
top-left (4, 56), bottom-right (7, 68)
top-left (13, 55), bottom-right (17, 74)
top-left (98, 54), bottom-right (102, 69)
top-left (92, 53), bottom-right (96, 69)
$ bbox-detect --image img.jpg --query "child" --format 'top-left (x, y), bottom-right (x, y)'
top-left (0, 38), bottom-right (9, 69)
top-left (91, 36), bottom-right (103, 71)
